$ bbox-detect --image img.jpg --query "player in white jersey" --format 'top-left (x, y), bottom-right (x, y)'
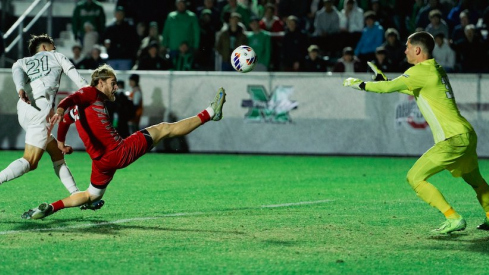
top-left (0, 34), bottom-right (87, 196)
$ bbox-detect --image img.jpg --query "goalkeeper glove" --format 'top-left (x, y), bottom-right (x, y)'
top-left (343, 77), bottom-right (366, 90)
top-left (367, 61), bottom-right (388, 81)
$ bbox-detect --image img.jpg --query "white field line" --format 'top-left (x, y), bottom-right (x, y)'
top-left (0, 199), bottom-right (333, 235)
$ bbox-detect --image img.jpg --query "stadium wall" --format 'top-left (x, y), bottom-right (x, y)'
top-left (0, 69), bottom-right (488, 157)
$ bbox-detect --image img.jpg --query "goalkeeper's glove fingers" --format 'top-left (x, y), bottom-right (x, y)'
top-left (343, 78), bottom-right (365, 90)
top-left (367, 61), bottom-right (388, 81)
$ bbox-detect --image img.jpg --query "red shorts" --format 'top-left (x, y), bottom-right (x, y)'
top-left (90, 131), bottom-right (149, 187)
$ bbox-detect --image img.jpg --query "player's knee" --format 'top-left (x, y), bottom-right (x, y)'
top-left (87, 184), bottom-right (106, 201)
top-left (29, 161), bottom-right (39, 171)
top-left (406, 171), bottom-right (421, 190)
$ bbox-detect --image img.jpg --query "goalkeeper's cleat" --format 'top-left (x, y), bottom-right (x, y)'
top-left (21, 202), bottom-right (54, 220)
top-left (210, 87), bottom-right (226, 121)
top-left (476, 218), bottom-right (489, 230)
top-left (80, 199), bottom-right (105, 211)
top-left (367, 61), bottom-right (388, 81)
top-left (431, 217), bottom-right (466, 234)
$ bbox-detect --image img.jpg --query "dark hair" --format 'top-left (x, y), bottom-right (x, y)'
top-left (28, 34), bottom-right (54, 56)
top-left (129, 74), bottom-right (140, 84)
top-left (117, 80), bottom-right (125, 89)
top-left (408, 31), bottom-right (435, 57)
top-left (90, 64), bottom-right (117, 86)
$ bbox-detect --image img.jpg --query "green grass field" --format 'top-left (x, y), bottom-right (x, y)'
top-left (0, 151), bottom-right (488, 274)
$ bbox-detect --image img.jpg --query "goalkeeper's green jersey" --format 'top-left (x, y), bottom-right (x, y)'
top-left (365, 58), bottom-right (473, 144)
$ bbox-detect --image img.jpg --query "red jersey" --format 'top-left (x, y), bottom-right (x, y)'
top-left (57, 86), bottom-right (122, 160)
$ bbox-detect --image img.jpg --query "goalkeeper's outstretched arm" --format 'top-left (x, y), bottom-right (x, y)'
top-left (343, 75), bottom-right (413, 95)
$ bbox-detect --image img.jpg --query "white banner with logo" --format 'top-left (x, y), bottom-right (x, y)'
top-left (0, 69), bottom-right (487, 157)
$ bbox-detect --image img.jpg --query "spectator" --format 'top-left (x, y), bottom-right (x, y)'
top-left (381, 28), bottom-right (405, 72)
top-left (136, 22), bottom-right (147, 44)
top-left (106, 80), bottom-right (132, 138)
top-left (281, 16), bottom-right (309, 72)
top-left (305, 0), bottom-right (323, 34)
top-left (249, 0), bottom-right (266, 19)
top-left (453, 24), bottom-right (488, 73)
top-left (277, 0), bottom-right (308, 24)
top-left (370, 46), bottom-right (394, 73)
top-left (221, 0), bottom-right (252, 29)
top-left (138, 21), bottom-right (163, 58)
top-left (79, 45), bottom-right (106, 69)
top-left (336, 0), bottom-right (370, 12)
top-left (102, 6), bottom-right (140, 70)
top-left (392, 0), bottom-right (412, 39)
top-left (69, 44), bottom-right (85, 69)
top-left (173, 42), bottom-right (194, 71)
top-left (71, 0), bottom-right (106, 42)
top-left (216, 12), bottom-right (248, 71)
top-left (433, 33), bottom-right (456, 72)
top-left (127, 74), bottom-right (143, 134)
top-left (332, 46), bottom-right (363, 72)
top-left (135, 41), bottom-right (172, 70)
top-left (369, 0), bottom-right (394, 30)
top-left (259, 4), bottom-right (284, 33)
top-left (81, 22), bottom-right (99, 58)
top-left (354, 11), bottom-right (384, 64)
top-left (196, 0), bottom-right (222, 31)
top-left (313, 0), bottom-right (342, 56)
top-left (446, 0), bottom-right (480, 30)
top-left (303, 44), bottom-right (327, 72)
top-left (415, 0), bottom-right (451, 30)
top-left (406, 0), bottom-right (426, 34)
top-left (247, 16), bottom-right (272, 71)
top-left (451, 9), bottom-right (471, 47)
top-left (425, 9), bottom-right (449, 39)
top-left (162, 0), bottom-right (200, 62)
top-left (259, 3), bottom-right (284, 71)
top-left (195, 9), bottom-right (218, 71)
top-left (339, 0), bottom-right (364, 48)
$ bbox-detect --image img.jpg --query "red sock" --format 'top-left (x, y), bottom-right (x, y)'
top-left (51, 200), bottom-right (65, 213)
top-left (197, 109), bottom-right (210, 124)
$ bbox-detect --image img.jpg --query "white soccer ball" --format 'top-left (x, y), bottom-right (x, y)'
top-left (230, 45), bottom-right (257, 73)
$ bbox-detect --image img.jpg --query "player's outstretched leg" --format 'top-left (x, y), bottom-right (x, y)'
top-left (21, 202), bottom-right (54, 220)
top-left (211, 87), bottom-right (226, 121)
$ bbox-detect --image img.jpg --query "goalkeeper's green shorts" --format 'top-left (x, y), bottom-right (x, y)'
top-left (409, 131), bottom-right (479, 180)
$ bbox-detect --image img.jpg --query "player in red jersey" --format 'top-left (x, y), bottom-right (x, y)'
top-left (21, 64), bottom-right (226, 219)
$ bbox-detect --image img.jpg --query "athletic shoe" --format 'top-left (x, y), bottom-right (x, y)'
top-left (21, 202), bottom-right (53, 220)
top-left (80, 200), bottom-right (105, 211)
top-left (431, 218), bottom-right (467, 234)
top-left (476, 218), bottom-right (489, 230)
top-left (211, 87), bottom-right (226, 121)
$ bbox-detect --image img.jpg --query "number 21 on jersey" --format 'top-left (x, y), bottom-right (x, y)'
top-left (26, 55), bottom-right (51, 81)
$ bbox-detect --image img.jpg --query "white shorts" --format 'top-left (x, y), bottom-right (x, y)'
top-left (17, 98), bottom-right (54, 150)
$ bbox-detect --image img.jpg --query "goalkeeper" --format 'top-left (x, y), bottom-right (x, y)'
top-left (343, 31), bottom-right (489, 234)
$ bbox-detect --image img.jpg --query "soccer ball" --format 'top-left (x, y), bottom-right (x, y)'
top-left (231, 45), bottom-right (257, 73)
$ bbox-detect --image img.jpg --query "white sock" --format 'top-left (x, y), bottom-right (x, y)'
top-left (206, 106), bottom-right (215, 118)
top-left (53, 159), bottom-right (79, 194)
top-left (0, 158), bottom-right (30, 184)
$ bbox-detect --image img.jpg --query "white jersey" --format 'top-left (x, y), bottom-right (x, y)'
top-left (12, 50), bottom-right (88, 107)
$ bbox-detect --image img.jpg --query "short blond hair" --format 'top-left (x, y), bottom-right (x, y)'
top-left (90, 64), bottom-right (117, 86)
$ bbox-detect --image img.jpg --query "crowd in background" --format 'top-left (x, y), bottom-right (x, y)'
top-left (68, 0), bottom-right (489, 73)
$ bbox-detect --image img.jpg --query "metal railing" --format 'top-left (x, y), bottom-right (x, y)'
top-left (0, 0), bottom-right (53, 67)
